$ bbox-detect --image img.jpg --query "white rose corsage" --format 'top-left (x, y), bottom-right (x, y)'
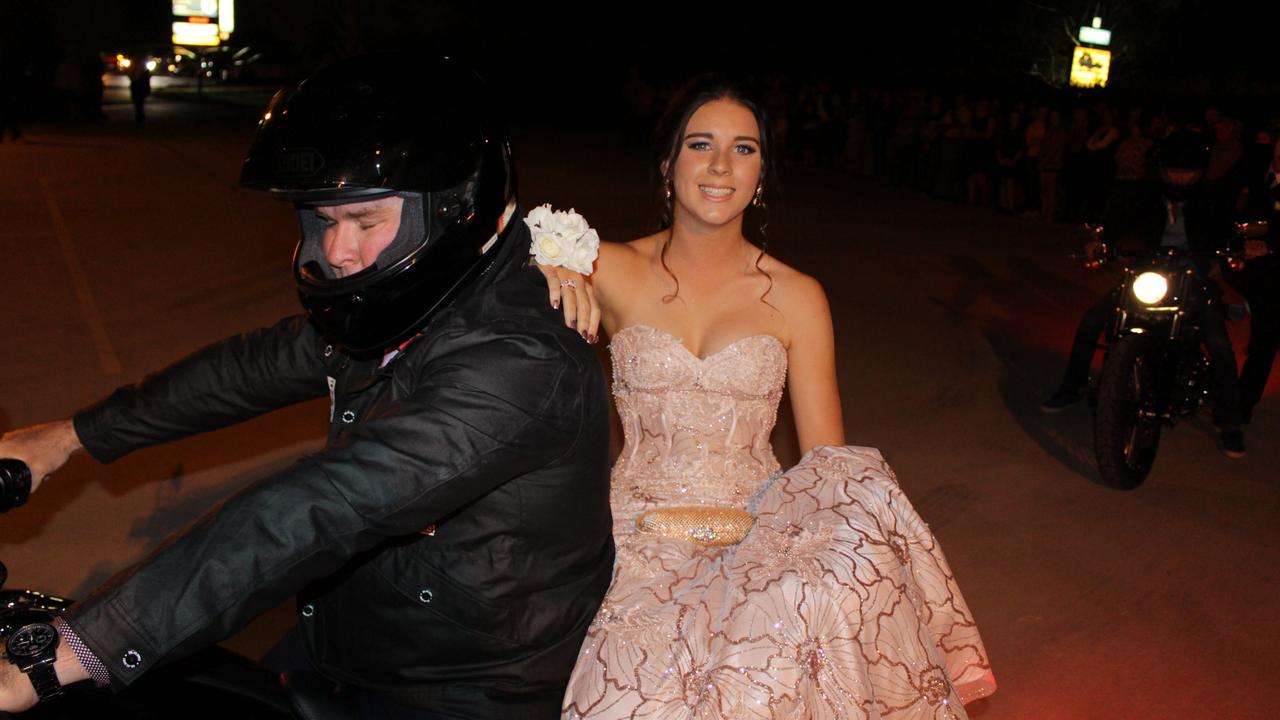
top-left (524, 204), bottom-right (600, 275)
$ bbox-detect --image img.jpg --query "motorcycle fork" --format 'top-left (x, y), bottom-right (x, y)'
top-left (1111, 312), bottom-right (1179, 422)
top-left (1144, 344), bottom-right (1181, 422)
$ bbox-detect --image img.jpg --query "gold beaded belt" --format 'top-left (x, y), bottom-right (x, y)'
top-left (635, 506), bottom-right (755, 546)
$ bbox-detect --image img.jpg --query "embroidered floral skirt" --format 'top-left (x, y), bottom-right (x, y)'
top-left (563, 445), bottom-right (996, 720)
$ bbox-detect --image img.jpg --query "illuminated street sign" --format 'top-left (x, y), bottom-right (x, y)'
top-left (172, 0), bottom-right (217, 17)
top-left (1078, 26), bottom-right (1112, 46)
top-left (172, 0), bottom-right (232, 47)
top-left (1070, 46), bottom-right (1111, 88)
top-left (173, 20), bottom-right (220, 46)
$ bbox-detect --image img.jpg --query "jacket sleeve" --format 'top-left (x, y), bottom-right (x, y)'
top-left (59, 318), bottom-right (587, 688)
top-left (73, 315), bottom-right (330, 463)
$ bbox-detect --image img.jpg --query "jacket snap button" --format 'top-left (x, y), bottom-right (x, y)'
top-left (301, 604), bottom-right (315, 617)
top-left (341, 410), bottom-right (356, 423)
top-left (323, 345), bottom-right (334, 357)
top-left (122, 650), bottom-right (143, 669)
top-left (418, 589), bottom-right (433, 604)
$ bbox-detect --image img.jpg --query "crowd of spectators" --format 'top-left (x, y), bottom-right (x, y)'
top-left (623, 72), bottom-right (1280, 228)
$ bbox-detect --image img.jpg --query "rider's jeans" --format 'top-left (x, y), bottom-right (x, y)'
top-left (1060, 284), bottom-right (1243, 428)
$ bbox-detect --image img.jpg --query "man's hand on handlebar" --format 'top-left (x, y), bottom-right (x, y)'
top-left (0, 420), bottom-right (82, 494)
top-left (1083, 240), bottom-right (1108, 262)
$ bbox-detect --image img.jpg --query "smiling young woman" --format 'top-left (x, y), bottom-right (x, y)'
top-left (668, 99), bottom-right (763, 232)
top-left (552, 75), bottom-right (996, 719)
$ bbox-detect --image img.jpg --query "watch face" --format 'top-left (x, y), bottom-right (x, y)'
top-left (6, 623), bottom-right (57, 659)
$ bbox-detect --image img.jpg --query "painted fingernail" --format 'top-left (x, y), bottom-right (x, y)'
top-left (552, 300), bottom-right (560, 309)
top-left (588, 334), bottom-right (598, 344)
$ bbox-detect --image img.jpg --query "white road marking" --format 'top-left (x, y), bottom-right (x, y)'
top-left (39, 177), bottom-right (123, 376)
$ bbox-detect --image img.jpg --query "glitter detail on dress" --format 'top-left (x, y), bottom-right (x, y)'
top-left (563, 325), bottom-right (996, 719)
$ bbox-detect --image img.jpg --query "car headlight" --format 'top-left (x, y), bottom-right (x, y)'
top-left (1132, 272), bottom-right (1169, 304)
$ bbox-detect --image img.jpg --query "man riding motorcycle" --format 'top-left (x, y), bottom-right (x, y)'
top-left (1042, 128), bottom-right (1258, 458)
top-left (0, 55), bottom-right (613, 719)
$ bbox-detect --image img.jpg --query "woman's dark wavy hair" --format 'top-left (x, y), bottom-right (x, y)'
top-left (651, 74), bottom-right (778, 302)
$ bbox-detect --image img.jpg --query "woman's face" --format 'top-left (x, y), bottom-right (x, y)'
top-left (669, 99), bottom-right (763, 231)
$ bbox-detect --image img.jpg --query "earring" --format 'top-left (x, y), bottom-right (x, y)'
top-left (665, 181), bottom-right (673, 201)
top-left (752, 185), bottom-right (763, 207)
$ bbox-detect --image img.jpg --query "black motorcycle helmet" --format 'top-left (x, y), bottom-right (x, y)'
top-left (240, 54), bottom-right (516, 357)
top-left (1153, 129), bottom-right (1210, 201)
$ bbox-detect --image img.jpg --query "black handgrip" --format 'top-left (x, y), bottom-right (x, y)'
top-left (0, 459), bottom-right (32, 513)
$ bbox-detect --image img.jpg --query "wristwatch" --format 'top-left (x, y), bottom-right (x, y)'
top-left (5, 621), bottom-right (64, 702)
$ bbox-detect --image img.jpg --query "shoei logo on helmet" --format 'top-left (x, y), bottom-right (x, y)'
top-left (276, 148), bottom-right (325, 178)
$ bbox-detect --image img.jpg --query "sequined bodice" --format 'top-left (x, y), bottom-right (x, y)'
top-left (608, 325), bottom-right (786, 522)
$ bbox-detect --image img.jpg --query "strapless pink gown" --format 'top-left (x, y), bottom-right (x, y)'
top-left (562, 326), bottom-right (996, 720)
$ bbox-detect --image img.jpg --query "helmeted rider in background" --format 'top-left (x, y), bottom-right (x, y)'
top-left (1042, 128), bottom-right (1257, 458)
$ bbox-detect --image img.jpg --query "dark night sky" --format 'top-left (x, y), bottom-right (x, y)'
top-left (3, 0), bottom-right (1278, 100)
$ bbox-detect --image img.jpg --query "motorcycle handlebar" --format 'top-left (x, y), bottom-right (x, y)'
top-left (0, 459), bottom-right (32, 514)
top-left (1074, 244), bottom-right (1267, 269)
top-left (1110, 245), bottom-right (1251, 259)
top-left (0, 463), bottom-right (326, 719)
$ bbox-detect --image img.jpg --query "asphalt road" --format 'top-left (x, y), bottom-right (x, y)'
top-left (1, 91), bottom-right (1276, 719)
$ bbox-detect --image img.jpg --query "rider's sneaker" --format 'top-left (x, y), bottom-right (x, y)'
top-left (1220, 428), bottom-right (1246, 459)
top-left (1041, 385), bottom-right (1085, 413)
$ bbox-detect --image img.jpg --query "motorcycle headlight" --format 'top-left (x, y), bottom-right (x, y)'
top-left (1132, 272), bottom-right (1169, 304)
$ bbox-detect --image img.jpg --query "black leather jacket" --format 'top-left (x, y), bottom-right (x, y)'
top-left (62, 223), bottom-right (614, 718)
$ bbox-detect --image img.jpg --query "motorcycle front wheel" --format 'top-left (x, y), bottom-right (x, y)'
top-left (1094, 334), bottom-right (1163, 489)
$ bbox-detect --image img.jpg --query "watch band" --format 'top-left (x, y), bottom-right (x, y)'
top-left (27, 661), bottom-right (64, 702)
